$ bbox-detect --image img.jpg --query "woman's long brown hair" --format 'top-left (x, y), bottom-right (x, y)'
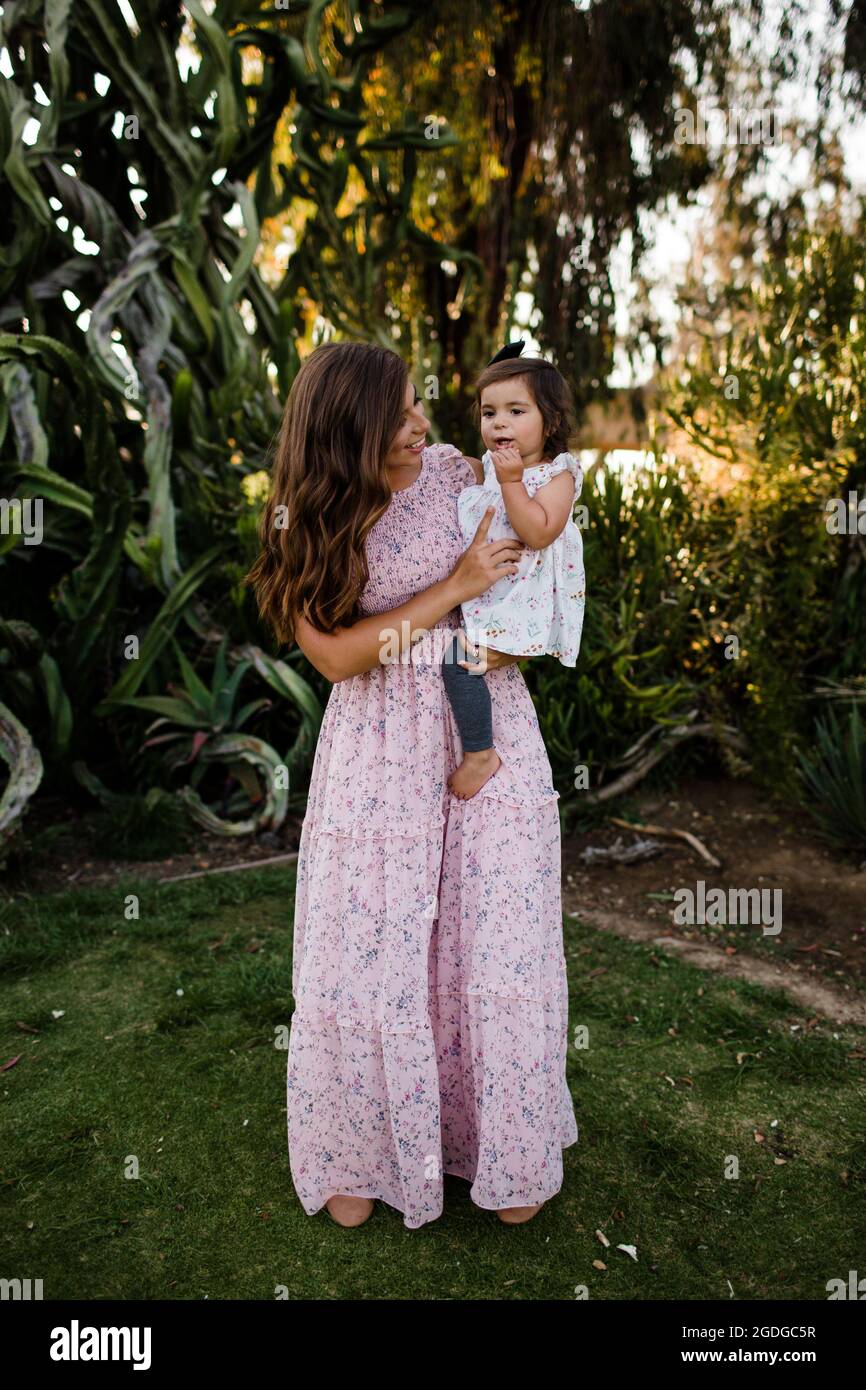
top-left (244, 342), bottom-right (409, 645)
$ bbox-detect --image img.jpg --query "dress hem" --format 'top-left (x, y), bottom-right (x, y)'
top-left (297, 1130), bottom-right (580, 1230)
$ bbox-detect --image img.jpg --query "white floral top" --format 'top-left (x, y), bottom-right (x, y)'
top-left (456, 450), bottom-right (586, 667)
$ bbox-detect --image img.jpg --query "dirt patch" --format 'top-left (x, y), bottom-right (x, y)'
top-left (566, 906), bottom-right (866, 1026)
top-left (562, 772), bottom-right (866, 1021)
top-left (1, 796), bottom-right (305, 897)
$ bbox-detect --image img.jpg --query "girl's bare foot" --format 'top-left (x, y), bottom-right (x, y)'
top-left (448, 749), bottom-right (501, 800)
top-left (497, 1202), bottom-right (545, 1224)
top-left (325, 1195), bottom-right (375, 1228)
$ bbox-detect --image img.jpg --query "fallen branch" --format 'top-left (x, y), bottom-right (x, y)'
top-left (613, 711), bottom-right (699, 768)
top-left (157, 851), bottom-right (298, 884)
top-left (580, 835), bottom-right (666, 866)
top-left (580, 719), bottom-right (749, 805)
top-left (607, 816), bottom-right (721, 868)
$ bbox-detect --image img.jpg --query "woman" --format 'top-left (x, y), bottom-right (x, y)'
top-left (248, 341), bottom-right (578, 1230)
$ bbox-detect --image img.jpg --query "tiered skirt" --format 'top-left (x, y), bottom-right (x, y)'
top-left (286, 626), bottom-right (578, 1228)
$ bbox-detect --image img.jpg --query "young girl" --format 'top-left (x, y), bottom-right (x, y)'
top-left (442, 349), bottom-right (586, 799)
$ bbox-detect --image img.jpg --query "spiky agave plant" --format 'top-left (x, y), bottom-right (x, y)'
top-left (109, 636), bottom-right (320, 833)
top-left (795, 704), bottom-right (866, 855)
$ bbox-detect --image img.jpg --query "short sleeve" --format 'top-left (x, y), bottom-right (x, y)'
top-left (534, 452), bottom-right (583, 497)
top-left (424, 441), bottom-right (478, 496)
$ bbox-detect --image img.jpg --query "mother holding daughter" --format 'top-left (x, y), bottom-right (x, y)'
top-left (248, 340), bottom-right (581, 1230)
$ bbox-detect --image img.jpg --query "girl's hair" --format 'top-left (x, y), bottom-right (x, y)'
top-left (473, 356), bottom-right (575, 457)
top-left (244, 341), bottom-right (409, 644)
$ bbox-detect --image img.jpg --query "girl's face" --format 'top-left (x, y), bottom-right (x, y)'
top-left (479, 376), bottom-right (546, 466)
top-left (384, 379), bottom-right (430, 471)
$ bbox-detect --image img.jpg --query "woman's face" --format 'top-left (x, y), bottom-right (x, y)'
top-left (384, 379), bottom-right (430, 470)
top-left (479, 376), bottom-right (545, 464)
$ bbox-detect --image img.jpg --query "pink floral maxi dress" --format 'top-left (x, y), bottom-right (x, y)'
top-left (286, 443), bottom-right (579, 1228)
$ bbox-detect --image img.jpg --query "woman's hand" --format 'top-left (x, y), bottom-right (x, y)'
top-left (449, 505), bottom-right (526, 604)
top-left (456, 629), bottom-right (523, 673)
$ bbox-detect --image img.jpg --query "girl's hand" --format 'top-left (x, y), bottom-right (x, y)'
top-left (492, 447), bottom-right (525, 485)
top-left (449, 505), bottom-right (526, 603)
top-left (456, 630), bottom-right (523, 673)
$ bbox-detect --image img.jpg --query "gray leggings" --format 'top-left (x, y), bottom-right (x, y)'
top-left (441, 630), bottom-right (494, 753)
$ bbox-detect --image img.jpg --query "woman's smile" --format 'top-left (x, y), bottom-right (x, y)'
top-left (384, 382), bottom-right (431, 471)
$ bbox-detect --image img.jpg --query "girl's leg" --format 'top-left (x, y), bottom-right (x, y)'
top-left (441, 630), bottom-right (493, 752)
top-left (441, 631), bottom-right (501, 799)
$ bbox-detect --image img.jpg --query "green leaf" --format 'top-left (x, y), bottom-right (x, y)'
top-left (96, 547), bottom-right (223, 710)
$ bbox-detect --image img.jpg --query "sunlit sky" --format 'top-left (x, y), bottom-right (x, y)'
top-left (512, 0), bottom-right (866, 390)
top-left (606, 0), bottom-right (866, 389)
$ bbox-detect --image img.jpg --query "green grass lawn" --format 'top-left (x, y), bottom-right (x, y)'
top-left (1, 864), bottom-right (864, 1300)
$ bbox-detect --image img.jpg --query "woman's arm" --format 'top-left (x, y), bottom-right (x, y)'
top-left (293, 509), bottom-right (526, 682)
top-left (293, 575), bottom-right (463, 683)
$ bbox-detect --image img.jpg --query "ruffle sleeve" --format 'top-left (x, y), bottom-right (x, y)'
top-left (423, 441), bottom-right (478, 497)
top-left (542, 451), bottom-right (583, 497)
